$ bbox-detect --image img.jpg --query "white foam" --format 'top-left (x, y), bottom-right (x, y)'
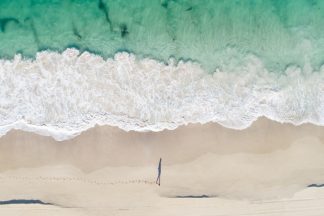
top-left (0, 48), bottom-right (323, 140)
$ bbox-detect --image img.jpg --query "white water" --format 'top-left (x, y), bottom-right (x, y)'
top-left (0, 48), bottom-right (323, 140)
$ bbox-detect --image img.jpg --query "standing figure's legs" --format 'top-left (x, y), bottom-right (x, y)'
top-left (156, 175), bottom-right (160, 186)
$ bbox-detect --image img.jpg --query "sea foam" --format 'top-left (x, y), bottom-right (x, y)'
top-left (0, 48), bottom-right (323, 140)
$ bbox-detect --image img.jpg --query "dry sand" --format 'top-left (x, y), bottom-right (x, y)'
top-left (1, 118), bottom-right (324, 215)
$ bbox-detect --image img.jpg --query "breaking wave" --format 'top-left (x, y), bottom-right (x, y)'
top-left (0, 48), bottom-right (323, 140)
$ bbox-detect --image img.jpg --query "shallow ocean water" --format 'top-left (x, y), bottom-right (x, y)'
top-left (1, 0), bottom-right (324, 72)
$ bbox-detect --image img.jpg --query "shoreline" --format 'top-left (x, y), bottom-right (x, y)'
top-left (1, 118), bottom-right (323, 169)
top-left (1, 48), bottom-right (324, 141)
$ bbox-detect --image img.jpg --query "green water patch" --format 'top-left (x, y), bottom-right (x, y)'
top-left (0, 0), bottom-right (324, 72)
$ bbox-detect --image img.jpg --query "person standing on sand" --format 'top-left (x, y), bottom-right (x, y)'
top-left (156, 158), bottom-right (162, 186)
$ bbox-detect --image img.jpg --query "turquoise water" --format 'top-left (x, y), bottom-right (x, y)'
top-left (1, 0), bottom-right (324, 72)
top-left (0, 0), bottom-right (324, 139)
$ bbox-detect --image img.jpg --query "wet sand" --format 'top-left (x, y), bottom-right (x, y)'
top-left (1, 118), bottom-right (324, 215)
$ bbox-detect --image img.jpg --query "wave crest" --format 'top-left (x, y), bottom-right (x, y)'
top-left (0, 48), bottom-right (323, 140)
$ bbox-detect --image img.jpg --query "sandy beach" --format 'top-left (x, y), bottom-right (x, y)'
top-left (1, 118), bottom-right (324, 215)
top-left (1, 1), bottom-right (324, 215)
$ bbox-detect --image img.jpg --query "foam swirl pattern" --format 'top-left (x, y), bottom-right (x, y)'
top-left (0, 48), bottom-right (323, 140)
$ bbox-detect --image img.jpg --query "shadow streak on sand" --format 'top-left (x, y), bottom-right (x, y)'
top-left (0, 199), bottom-right (52, 205)
top-left (308, 184), bottom-right (324, 188)
top-left (174, 195), bottom-right (212, 198)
